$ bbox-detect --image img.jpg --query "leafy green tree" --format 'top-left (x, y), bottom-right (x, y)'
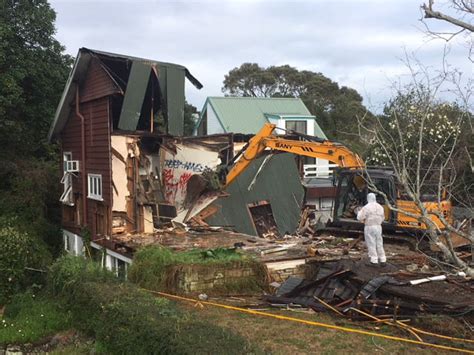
top-left (222, 63), bottom-right (371, 146)
top-left (0, 0), bottom-right (72, 158)
top-left (183, 100), bottom-right (198, 136)
top-left (0, 0), bottom-right (72, 255)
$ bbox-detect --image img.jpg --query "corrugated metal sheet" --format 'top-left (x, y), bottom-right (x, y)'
top-left (118, 61), bottom-right (151, 131)
top-left (206, 153), bottom-right (304, 236)
top-left (164, 66), bottom-right (185, 135)
top-left (206, 97), bottom-right (313, 134)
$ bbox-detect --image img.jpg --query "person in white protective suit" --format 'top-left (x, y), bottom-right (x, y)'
top-left (356, 193), bottom-right (387, 267)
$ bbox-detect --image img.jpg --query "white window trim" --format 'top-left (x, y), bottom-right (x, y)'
top-left (60, 152), bottom-right (74, 205)
top-left (87, 173), bottom-right (103, 201)
top-left (63, 152), bottom-right (72, 172)
top-left (66, 160), bottom-right (80, 172)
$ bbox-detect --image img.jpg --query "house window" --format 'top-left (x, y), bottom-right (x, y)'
top-left (285, 120), bottom-right (307, 134)
top-left (60, 152), bottom-right (74, 205)
top-left (63, 152), bottom-right (72, 172)
top-left (64, 233), bottom-right (71, 252)
top-left (88, 174), bottom-right (103, 200)
top-left (105, 254), bottom-right (129, 280)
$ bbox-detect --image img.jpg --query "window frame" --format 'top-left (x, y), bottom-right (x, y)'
top-left (60, 152), bottom-right (74, 205)
top-left (285, 120), bottom-right (308, 134)
top-left (63, 152), bottom-right (72, 172)
top-left (87, 173), bottom-right (103, 201)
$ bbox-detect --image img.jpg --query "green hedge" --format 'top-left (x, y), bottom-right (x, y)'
top-left (0, 218), bottom-right (52, 304)
top-left (48, 256), bottom-right (259, 354)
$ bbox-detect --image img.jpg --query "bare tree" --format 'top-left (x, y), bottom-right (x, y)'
top-left (358, 57), bottom-right (474, 276)
top-left (420, 0), bottom-right (474, 59)
top-left (421, 0), bottom-right (474, 32)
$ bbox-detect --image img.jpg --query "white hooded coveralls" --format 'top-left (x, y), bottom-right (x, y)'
top-left (356, 193), bottom-right (386, 263)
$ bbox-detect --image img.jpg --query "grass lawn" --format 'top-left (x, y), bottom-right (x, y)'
top-left (175, 298), bottom-right (472, 354)
top-left (0, 292), bottom-right (71, 346)
top-left (2, 287), bottom-right (471, 354)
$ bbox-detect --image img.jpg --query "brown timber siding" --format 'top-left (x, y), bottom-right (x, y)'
top-left (58, 56), bottom-right (123, 238)
top-left (83, 98), bottom-right (112, 240)
top-left (79, 57), bottom-right (121, 103)
top-left (60, 101), bottom-right (113, 239)
top-left (305, 186), bottom-right (337, 198)
top-left (60, 106), bottom-right (83, 236)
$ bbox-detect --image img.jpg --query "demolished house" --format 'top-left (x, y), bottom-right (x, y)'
top-left (48, 48), bottom-right (229, 267)
top-left (195, 97), bottom-right (336, 234)
top-left (48, 48), bottom-right (308, 271)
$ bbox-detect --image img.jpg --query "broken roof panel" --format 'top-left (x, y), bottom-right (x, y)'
top-left (206, 153), bottom-right (305, 236)
top-left (118, 61), bottom-right (152, 131)
top-left (49, 48), bottom-right (202, 140)
top-left (162, 66), bottom-right (185, 136)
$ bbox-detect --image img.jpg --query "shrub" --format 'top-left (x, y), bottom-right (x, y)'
top-left (48, 256), bottom-right (258, 354)
top-left (0, 159), bottom-right (63, 258)
top-left (48, 255), bottom-right (116, 297)
top-left (0, 218), bottom-right (52, 304)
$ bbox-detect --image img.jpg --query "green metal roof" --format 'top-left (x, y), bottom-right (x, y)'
top-left (49, 48), bottom-right (202, 140)
top-left (201, 97), bottom-right (326, 138)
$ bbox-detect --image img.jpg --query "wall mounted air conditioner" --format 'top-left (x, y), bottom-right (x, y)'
top-left (66, 160), bottom-right (80, 172)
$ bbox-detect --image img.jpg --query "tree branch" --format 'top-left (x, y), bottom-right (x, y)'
top-left (421, 1), bottom-right (474, 32)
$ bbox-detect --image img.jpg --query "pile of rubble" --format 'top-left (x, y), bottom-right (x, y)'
top-left (265, 260), bottom-right (474, 320)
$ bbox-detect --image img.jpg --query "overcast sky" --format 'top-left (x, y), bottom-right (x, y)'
top-left (49, 0), bottom-right (472, 112)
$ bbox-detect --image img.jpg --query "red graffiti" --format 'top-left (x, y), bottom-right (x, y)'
top-left (178, 172), bottom-right (193, 189)
top-left (162, 169), bottom-right (174, 184)
top-left (162, 169), bottom-right (194, 205)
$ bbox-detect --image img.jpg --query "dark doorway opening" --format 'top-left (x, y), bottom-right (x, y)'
top-left (248, 201), bottom-right (279, 238)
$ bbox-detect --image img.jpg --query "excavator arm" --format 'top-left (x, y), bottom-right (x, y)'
top-left (226, 123), bottom-right (365, 186)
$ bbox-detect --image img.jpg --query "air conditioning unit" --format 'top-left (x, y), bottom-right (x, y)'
top-left (66, 160), bottom-right (80, 172)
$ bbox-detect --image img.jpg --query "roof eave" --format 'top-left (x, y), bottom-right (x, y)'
top-left (48, 50), bottom-right (87, 141)
top-left (82, 48), bottom-right (203, 89)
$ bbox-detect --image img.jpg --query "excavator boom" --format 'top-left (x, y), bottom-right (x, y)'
top-left (220, 122), bottom-right (452, 234)
top-left (226, 123), bottom-right (364, 186)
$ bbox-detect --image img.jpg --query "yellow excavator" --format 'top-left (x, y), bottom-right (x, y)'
top-left (221, 123), bottom-right (452, 232)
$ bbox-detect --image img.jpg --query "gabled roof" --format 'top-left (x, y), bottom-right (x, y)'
top-left (48, 48), bottom-right (202, 141)
top-left (199, 97), bottom-right (326, 138)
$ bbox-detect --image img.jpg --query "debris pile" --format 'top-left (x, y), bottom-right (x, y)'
top-left (265, 260), bottom-right (474, 320)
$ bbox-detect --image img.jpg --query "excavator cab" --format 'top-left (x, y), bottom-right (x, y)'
top-left (332, 169), bottom-right (398, 231)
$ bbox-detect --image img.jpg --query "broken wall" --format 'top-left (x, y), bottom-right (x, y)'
top-left (160, 143), bottom-right (221, 211)
top-left (206, 154), bottom-right (305, 236)
top-left (110, 134), bottom-right (227, 234)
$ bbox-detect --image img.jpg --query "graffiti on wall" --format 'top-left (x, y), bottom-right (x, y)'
top-left (161, 144), bottom-right (221, 211)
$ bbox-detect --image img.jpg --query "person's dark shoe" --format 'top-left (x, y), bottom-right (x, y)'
top-left (380, 262), bottom-right (387, 267)
top-left (365, 261), bottom-right (379, 267)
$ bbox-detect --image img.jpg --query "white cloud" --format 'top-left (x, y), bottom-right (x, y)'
top-left (50, 0), bottom-right (472, 112)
